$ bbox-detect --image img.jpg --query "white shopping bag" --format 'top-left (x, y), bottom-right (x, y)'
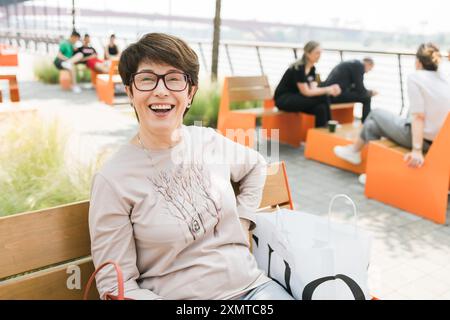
top-left (252, 194), bottom-right (372, 300)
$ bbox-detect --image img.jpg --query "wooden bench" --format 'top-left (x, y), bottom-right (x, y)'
top-left (0, 161), bottom-right (292, 299)
top-left (217, 75), bottom-right (355, 148)
top-left (95, 59), bottom-right (121, 105)
top-left (0, 74), bottom-right (20, 102)
top-left (365, 113), bottom-right (450, 224)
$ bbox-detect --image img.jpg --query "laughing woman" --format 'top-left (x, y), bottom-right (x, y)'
top-left (88, 33), bottom-right (294, 300)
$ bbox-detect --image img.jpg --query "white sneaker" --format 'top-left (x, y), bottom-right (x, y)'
top-left (61, 61), bottom-right (73, 70)
top-left (358, 174), bottom-right (367, 185)
top-left (72, 85), bottom-right (82, 93)
top-left (333, 145), bottom-right (362, 165)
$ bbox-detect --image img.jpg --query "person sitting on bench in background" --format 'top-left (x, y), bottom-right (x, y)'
top-left (274, 41), bottom-right (341, 127)
top-left (334, 43), bottom-right (450, 183)
top-left (53, 30), bottom-right (82, 93)
top-left (104, 34), bottom-right (120, 60)
top-left (321, 58), bottom-right (378, 122)
top-left (72, 34), bottom-right (110, 74)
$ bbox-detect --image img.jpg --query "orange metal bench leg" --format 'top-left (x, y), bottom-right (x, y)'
top-left (9, 76), bottom-right (20, 102)
top-left (90, 70), bottom-right (98, 87)
top-left (262, 112), bottom-right (315, 147)
top-left (304, 128), bottom-right (368, 174)
top-left (59, 70), bottom-right (72, 90)
top-left (332, 106), bottom-right (354, 124)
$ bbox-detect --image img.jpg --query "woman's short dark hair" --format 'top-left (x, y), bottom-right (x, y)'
top-left (416, 43), bottom-right (441, 71)
top-left (119, 33), bottom-right (199, 93)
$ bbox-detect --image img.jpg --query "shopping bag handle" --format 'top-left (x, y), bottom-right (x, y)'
top-left (83, 260), bottom-right (125, 300)
top-left (327, 194), bottom-right (358, 236)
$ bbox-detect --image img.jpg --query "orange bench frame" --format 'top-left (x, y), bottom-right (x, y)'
top-left (304, 124), bottom-right (369, 174)
top-left (0, 45), bottom-right (18, 66)
top-left (365, 113), bottom-right (450, 224)
top-left (0, 74), bottom-right (20, 102)
top-left (95, 59), bottom-right (120, 105)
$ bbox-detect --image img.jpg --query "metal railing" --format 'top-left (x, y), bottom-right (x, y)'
top-left (1, 29), bottom-right (449, 116)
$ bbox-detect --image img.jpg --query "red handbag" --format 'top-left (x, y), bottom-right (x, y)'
top-left (84, 260), bottom-right (130, 300)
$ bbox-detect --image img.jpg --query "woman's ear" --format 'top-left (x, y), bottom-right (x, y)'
top-left (188, 86), bottom-right (198, 104)
top-left (125, 85), bottom-right (133, 101)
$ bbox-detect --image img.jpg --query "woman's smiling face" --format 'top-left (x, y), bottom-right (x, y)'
top-left (126, 61), bottom-right (197, 136)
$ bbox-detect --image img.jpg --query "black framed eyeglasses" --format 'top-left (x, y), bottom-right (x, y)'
top-left (131, 71), bottom-right (191, 92)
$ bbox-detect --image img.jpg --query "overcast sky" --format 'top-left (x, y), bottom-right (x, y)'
top-left (40, 0), bottom-right (450, 35)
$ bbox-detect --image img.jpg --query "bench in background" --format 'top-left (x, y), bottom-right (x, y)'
top-left (217, 75), bottom-right (354, 148)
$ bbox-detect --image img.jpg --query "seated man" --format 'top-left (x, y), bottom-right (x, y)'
top-left (322, 58), bottom-right (378, 122)
top-left (64, 34), bottom-right (110, 74)
top-left (53, 30), bottom-right (82, 93)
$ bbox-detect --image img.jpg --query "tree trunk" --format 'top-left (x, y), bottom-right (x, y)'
top-left (211, 0), bottom-right (221, 83)
top-left (72, 0), bottom-right (76, 32)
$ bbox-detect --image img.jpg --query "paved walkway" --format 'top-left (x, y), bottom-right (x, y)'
top-left (4, 52), bottom-right (450, 300)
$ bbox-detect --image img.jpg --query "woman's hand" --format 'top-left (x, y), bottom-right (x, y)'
top-left (404, 150), bottom-right (425, 168)
top-left (327, 84), bottom-right (341, 97)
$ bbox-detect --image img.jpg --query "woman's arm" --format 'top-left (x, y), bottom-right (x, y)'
top-left (405, 74), bottom-right (426, 168)
top-left (214, 129), bottom-right (267, 231)
top-left (89, 173), bottom-right (163, 300)
top-left (56, 51), bottom-right (68, 60)
top-left (104, 46), bottom-right (110, 60)
top-left (404, 113), bottom-right (425, 168)
top-left (297, 82), bottom-right (340, 97)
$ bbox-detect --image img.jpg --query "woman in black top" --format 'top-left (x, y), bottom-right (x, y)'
top-left (274, 41), bottom-right (341, 127)
top-left (104, 34), bottom-right (120, 60)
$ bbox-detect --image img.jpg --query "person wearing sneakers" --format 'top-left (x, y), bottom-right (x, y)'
top-left (53, 30), bottom-right (82, 93)
top-left (274, 41), bottom-right (341, 127)
top-left (334, 43), bottom-right (450, 184)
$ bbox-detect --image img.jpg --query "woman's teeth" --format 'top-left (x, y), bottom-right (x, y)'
top-left (150, 104), bottom-right (173, 110)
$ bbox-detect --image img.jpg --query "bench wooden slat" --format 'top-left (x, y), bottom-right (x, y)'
top-left (314, 124), bottom-right (362, 140)
top-left (228, 76), bottom-right (270, 87)
top-left (232, 107), bottom-right (285, 116)
top-left (0, 257), bottom-right (99, 300)
top-left (330, 103), bottom-right (355, 110)
top-left (259, 162), bottom-right (292, 209)
top-left (228, 87), bottom-right (272, 102)
top-left (0, 201), bottom-right (91, 279)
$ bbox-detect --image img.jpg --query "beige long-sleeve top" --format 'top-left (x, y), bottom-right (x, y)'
top-left (89, 125), bottom-right (270, 300)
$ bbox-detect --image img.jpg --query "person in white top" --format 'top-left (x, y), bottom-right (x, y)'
top-left (334, 43), bottom-right (450, 182)
top-left (88, 33), bottom-right (294, 300)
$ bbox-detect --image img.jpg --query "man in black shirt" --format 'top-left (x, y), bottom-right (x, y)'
top-left (322, 58), bottom-right (377, 122)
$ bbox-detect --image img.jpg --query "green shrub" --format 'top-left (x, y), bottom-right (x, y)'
top-left (0, 114), bottom-right (105, 217)
top-left (34, 58), bottom-right (60, 84)
top-left (34, 58), bottom-right (92, 84)
top-left (182, 82), bottom-right (266, 128)
top-left (184, 83), bottom-right (221, 128)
